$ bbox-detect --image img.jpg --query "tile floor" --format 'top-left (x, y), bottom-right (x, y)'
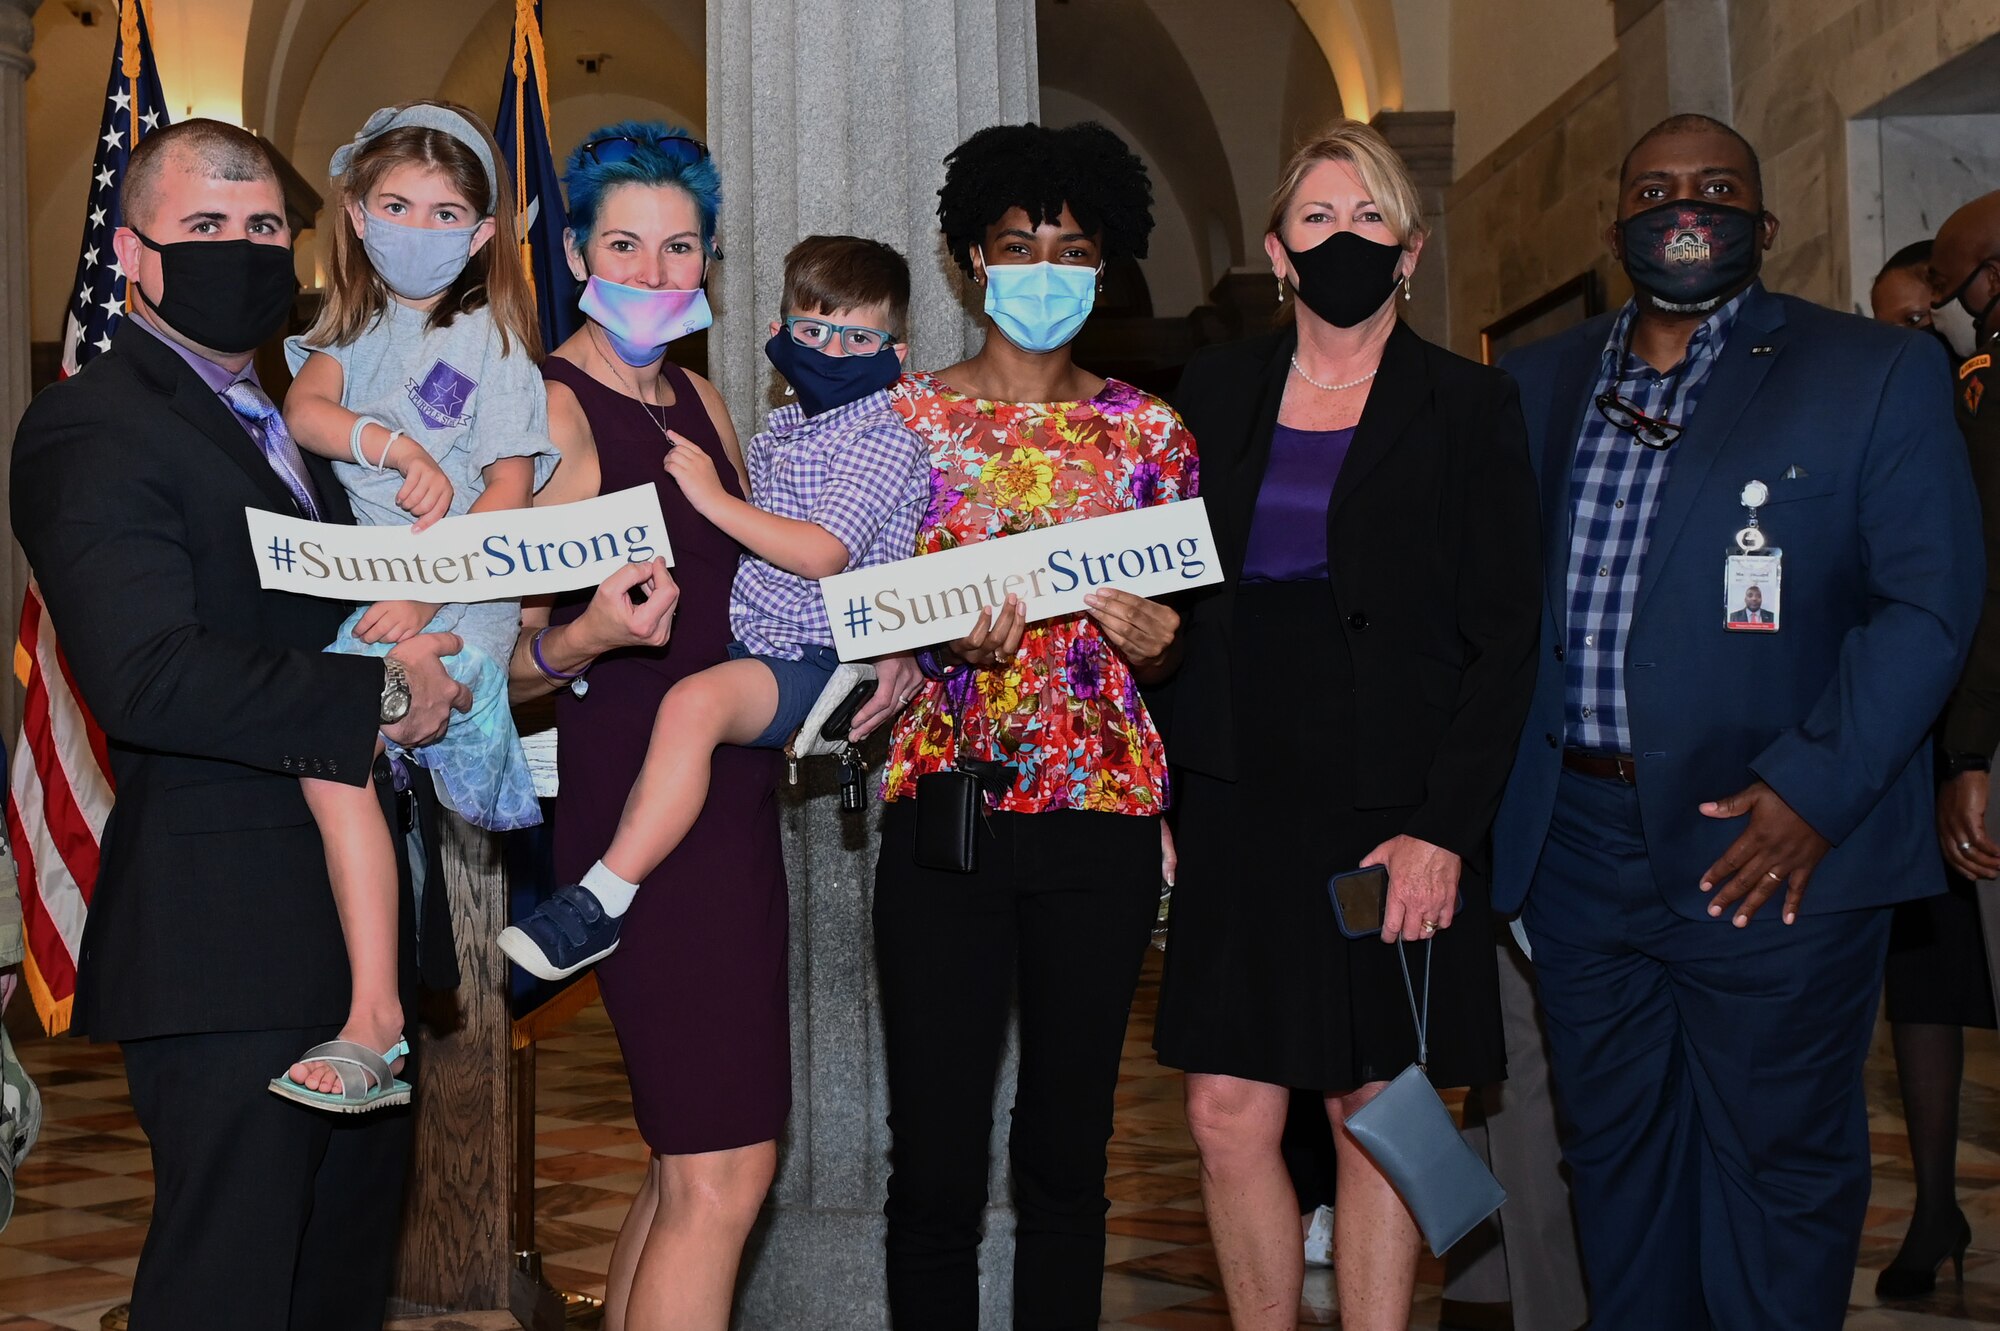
top-left (4, 953), bottom-right (2000, 1328)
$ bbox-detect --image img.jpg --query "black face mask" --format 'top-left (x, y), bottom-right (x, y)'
top-left (131, 229), bottom-right (297, 354)
top-left (1617, 200), bottom-right (1764, 314)
top-left (1285, 230), bottom-right (1405, 328)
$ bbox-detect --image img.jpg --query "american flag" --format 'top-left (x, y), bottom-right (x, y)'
top-left (8, 0), bottom-right (168, 1034)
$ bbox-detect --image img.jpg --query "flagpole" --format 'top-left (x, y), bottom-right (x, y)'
top-left (120, 0), bottom-right (140, 313)
top-left (513, 0), bottom-right (534, 296)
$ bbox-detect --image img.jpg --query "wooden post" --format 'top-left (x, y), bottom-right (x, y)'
top-left (392, 813), bottom-right (514, 1314)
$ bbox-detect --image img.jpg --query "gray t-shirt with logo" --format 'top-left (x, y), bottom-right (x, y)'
top-left (286, 302), bottom-right (557, 664)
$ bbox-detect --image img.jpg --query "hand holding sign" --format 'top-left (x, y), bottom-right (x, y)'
top-left (572, 557), bottom-right (680, 657)
top-left (946, 595), bottom-right (1028, 668)
top-left (1084, 588), bottom-right (1181, 677)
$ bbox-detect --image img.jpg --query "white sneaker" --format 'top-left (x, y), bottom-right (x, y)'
top-left (1304, 1204), bottom-right (1335, 1267)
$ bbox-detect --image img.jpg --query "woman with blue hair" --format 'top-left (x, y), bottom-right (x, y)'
top-left (504, 122), bottom-right (782, 1331)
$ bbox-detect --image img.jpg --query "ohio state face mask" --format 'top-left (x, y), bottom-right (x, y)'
top-left (1618, 200), bottom-right (1763, 314)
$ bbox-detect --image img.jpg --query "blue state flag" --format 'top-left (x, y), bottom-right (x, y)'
top-left (494, 0), bottom-right (579, 356)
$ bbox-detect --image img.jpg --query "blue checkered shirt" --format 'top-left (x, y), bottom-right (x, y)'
top-left (1563, 287), bottom-right (1751, 751)
top-left (729, 388), bottom-right (931, 660)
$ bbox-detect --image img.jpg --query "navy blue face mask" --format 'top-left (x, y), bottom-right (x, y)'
top-left (764, 331), bottom-right (902, 416)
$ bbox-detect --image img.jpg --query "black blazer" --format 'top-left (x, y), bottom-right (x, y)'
top-left (10, 318), bottom-right (405, 1041)
top-left (1162, 320), bottom-right (1542, 863)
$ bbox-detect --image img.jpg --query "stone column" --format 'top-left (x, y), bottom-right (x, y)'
top-left (707, 0), bottom-right (1039, 441)
top-left (706, 4), bottom-right (1038, 1328)
top-left (1373, 110), bottom-right (1455, 348)
top-left (0, 0), bottom-right (40, 745)
top-left (1615, 0), bottom-right (1734, 143)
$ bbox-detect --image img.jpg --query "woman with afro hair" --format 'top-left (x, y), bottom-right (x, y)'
top-left (848, 120), bottom-right (1198, 1328)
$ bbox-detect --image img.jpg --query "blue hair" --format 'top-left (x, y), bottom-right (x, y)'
top-left (563, 120), bottom-right (722, 254)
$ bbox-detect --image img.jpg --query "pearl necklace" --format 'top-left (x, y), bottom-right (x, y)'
top-left (1290, 355), bottom-right (1378, 393)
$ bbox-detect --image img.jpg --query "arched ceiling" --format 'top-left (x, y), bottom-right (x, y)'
top-left (1037, 0), bottom-right (1246, 269)
top-left (244, 0), bottom-right (702, 166)
top-left (1286, 0), bottom-right (1404, 119)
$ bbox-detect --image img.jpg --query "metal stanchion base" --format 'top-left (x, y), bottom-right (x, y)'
top-left (511, 1249), bottom-right (603, 1329)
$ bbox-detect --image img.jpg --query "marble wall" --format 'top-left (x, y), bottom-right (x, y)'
top-left (1724, 0), bottom-right (1999, 308)
top-left (1441, 53), bottom-right (1629, 360)
top-left (1440, 0), bottom-right (2000, 362)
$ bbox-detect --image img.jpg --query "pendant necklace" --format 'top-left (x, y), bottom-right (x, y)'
top-left (591, 323), bottom-right (674, 446)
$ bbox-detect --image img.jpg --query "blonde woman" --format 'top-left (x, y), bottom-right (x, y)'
top-left (1154, 121), bottom-right (1541, 1330)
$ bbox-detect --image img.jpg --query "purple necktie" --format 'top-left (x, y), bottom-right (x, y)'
top-left (221, 379), bottom-right (324, 522)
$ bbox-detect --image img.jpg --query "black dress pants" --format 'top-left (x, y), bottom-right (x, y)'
top-left (873, 802), bottom-right (1161, 1331)
top-left (121, 766), bottom-right (442, 1331)
top-left (122, 1027), bottom-right (415, 1331)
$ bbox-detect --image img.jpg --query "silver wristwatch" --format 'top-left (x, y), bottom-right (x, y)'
top-left (380, 657), bottom-right (412, 724)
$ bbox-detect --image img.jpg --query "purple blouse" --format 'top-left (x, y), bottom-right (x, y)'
top-left (1241, 423), bottom-right (1355, 583)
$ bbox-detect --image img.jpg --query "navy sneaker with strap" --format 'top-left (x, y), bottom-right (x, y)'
top-left (497, 883), bottom-right (624, 981)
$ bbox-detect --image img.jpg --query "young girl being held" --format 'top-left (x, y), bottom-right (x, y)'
top-left (271, 101), bottom-right (557, 1111)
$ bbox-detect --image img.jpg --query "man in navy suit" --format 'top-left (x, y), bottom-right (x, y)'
top-left (1492, 114), bottom-right (1983, 1330)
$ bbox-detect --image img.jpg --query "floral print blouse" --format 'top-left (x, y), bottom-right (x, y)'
top-left (881, 370), bottom-right (1200, 817)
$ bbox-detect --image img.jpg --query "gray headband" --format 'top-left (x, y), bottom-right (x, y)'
top-left (329, 104), bottom-right (500, 215)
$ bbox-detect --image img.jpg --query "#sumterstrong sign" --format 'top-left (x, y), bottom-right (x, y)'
top-left (819, 498), bottom-right (1225, 660)
top-left (245, 484), bottom-right (673, 602)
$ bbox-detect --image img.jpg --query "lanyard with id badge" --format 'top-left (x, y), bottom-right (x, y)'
top-left (1725, 480), bottom-right (1780, 632)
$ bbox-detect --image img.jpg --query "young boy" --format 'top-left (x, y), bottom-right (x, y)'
top-left (499, 235), bottom-right (931, 979)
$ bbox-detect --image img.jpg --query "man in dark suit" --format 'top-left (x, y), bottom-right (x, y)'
top-left (1726, 584), bottom-right (1772, 624)
top-left (9, 120), bottom-right (469, 1330)
top-left (1491, 114), bottom-right (1983, 1330)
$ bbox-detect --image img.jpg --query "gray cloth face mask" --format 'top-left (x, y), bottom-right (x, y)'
top-left (361, 210), bottom-right (480, 299)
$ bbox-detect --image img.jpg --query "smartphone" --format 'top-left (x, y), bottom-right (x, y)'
top-left (818, 679), bottom-right (880, 744)
top-left (1329, 865), bottom-right (1389, 939)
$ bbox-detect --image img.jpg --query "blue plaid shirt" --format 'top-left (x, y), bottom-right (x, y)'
top-left (1563, 286), bottom-right (1752, 751)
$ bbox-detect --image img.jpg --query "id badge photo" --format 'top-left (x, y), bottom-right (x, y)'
top-left (1724, 480), bottom-right (1781, 633)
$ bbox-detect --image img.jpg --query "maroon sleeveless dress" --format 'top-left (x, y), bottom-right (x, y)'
top-left (542, 356), bottom-right (790, 1155)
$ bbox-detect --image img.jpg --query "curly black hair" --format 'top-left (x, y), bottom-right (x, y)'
top-left (937, 122), bottom-right (1155, 275)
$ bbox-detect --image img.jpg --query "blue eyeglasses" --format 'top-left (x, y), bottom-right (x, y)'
top-left (782, 315), bottom-right (899, 356)
top-left (580, 133), bottom-right (710, 169)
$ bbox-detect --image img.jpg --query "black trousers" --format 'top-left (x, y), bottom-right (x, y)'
top-left (122, 1026), bottom-right (415, 1331)
top-left (121, 766), bottom-right (442, 1331)
top-left (873, 802), bottom-right (1161, 1331)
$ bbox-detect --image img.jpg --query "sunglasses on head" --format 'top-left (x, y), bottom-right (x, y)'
top-left (580, 133), bottom-right (710, 169)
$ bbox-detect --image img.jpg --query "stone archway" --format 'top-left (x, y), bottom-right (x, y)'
top-left (1286, 0), bottom-right (1404, 119)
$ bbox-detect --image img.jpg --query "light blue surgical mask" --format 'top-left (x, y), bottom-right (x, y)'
top-left (982, 261), bottom-right (1098, 353)
top-left (361, 210), bottom-right (481, 300)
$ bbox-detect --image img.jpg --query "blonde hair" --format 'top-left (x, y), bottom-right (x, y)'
top-left (1266, 119), bottom-right (1426, 249)
top-left (306, 101), bottom-right (541, 360)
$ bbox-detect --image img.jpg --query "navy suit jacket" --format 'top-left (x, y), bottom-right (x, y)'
top-left (1491, 283), bottom-right (1983, 919)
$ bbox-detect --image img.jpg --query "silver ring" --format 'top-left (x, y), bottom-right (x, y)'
top-left (1764, 869), bottom-right (1782, 881)
top-left (1962, 841), bottom-right (1974, 853)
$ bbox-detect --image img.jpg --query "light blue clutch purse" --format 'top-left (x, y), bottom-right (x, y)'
top-left (1343, 938), bottom-right (1506, 1255)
